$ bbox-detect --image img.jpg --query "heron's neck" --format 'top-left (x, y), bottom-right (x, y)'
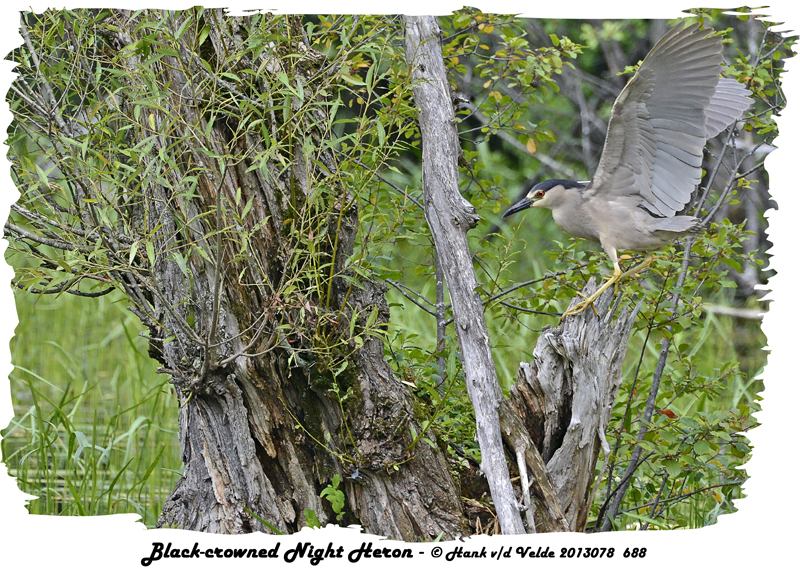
top-left (549, 188), bottom-right (598, 242)
top-left (542, 183), bottom-right (582, 210)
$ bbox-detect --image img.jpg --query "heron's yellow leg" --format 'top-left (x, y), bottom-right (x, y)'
top-left (613, 254), bottom-right (656, 295)
top-left (561, 255), bottom-right (655, 320)
top-left (562, 263), bottom-right (623, 319)
top-left (618, 254), bottom-right (656, 281)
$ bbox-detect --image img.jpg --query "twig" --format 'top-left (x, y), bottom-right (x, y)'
top-left (217, 315), bottom-right (273, 366)
top-left (385, 278), bottom-right (438, 316)
top-left (4, 221), bottom-right (92, 253)
top-left (592, 452), bottom-right (655, 531)
top-left (484, 263), bottom-right (589, 306)
top-left (336, 151), bottom-right (424, 210)
top-left (499, 301), bottom-right (560, 317)
top-left (628, 480), bottom-right (744, 517)
top-left (11, 278), bottom-right (115, 298)
top-left (515, 444), bottom-right (536, 533)
top-left (434, 244), bottom-right (447, 385)
top-left (200, 168), bottom-right (230, 382)
top-left (641, 473), bottom-right (669, 531)
top-left (703, 157), bottom-right (766, 224)
top-left (694, 127), bottom-right (737, 216)
top-left (600, 239), bottom-right (693, 531)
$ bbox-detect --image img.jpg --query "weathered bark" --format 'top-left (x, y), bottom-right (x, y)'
top-left (104, 10), bottom-right (466, 538)
top-left (403, 15), bottom-right (526, 535)
top-left (497, 399), bottom-right (569, 532)
top-left (508, 280), bottom-right (638, 531)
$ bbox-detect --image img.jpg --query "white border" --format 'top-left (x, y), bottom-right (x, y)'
top-left (1, 1), bottom-right (797, 569)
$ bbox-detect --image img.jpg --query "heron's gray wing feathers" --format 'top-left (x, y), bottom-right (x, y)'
top-left (705, 77), bottom-right (753, 138)
top-left (586, 23), bottom-right (751, 217)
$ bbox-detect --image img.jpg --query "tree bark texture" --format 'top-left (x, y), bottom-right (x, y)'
top-left (508, 281), bottom-right (638, 531)
top-left (403, 15), bottom-right (526, 535)
top-left (106, 10), bottom-right (466, 538)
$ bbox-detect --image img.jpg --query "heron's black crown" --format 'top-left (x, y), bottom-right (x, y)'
top-left (531, 179), bottom-right (585, 193)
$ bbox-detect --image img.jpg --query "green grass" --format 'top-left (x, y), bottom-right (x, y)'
top-left (1, 289), bottom-right (181, 527)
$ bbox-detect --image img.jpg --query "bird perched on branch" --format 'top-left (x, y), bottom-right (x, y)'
top-left (502, 22), bottom-right (752, 318)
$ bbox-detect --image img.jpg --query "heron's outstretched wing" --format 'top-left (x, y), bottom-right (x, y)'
top-left (585, 22), bottom-right (752, 217)
top-left (705, 77), bottom-right (753, 139)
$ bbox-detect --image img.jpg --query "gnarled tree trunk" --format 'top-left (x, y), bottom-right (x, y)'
top-left (105, 9), bottom-right (466, 538)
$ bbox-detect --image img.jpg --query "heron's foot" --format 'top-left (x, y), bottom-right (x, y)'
top-left (562, 281), bottom-right (615, 319)
top-left (561, 296), bottom-right (599, 319)
top-left (615, 254), bottom-right (655, 293)
top-left (562, 273), bottom-right (622, 320)
top-left (573, 290), bottom-right (595, 303)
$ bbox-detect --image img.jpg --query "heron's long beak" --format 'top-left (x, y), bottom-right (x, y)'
top-left (502, 197), bottom-right (533, 219)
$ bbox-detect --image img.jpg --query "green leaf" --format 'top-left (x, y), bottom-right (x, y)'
top-left (145, 241), bottom-right (156, 267)
top-left (637, 440), bottom-right (656, 452)
top-left (341, 74), bottom-right (365, 86)
top-left (275, 71), bottom-right (295, 93)
top-left (694, 439), bottom-right (711, 455)
top-left (332, 360), bottom-right (348, 378)
top-left (349, 309), bottom-right (358, 336)
top-left (241, 196), bottom-right (254, 219)
top-left (198, 25), bottom-right (211, 47)
top-left (172, 252), bottom-right (189, 278)
top-left (712, 430), bottom-right (733, 442)
top-left (365, 305), bottom-right (379, 329)
top-left (665, 459), bottom-right (682, 478)
top-left (680, 417), bottom-right (700, 430)
top-left (175, 17), bottom-right (192, 39)
top-left (304, 508), bottom-right (321, 529)
top-left (375, 118), bottom-right (385, 146)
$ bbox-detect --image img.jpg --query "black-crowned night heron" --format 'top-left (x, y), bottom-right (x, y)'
top-left (502, 22), bottom-right (752, 318)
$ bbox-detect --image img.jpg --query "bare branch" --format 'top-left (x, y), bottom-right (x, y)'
top-left (12, 277), bottom-right (116, 298)
top-left (5, 221), bottom-right (92, 252)
top-left (404, 14), bottom-right (525, 535)
top-left (498, 300), bottom-right (561, 317)
top-left (385, 278), bottom-right (438, 316)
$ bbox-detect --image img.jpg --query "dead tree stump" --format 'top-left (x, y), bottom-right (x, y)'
top-left (506, 279), bottom-right (639, 531)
